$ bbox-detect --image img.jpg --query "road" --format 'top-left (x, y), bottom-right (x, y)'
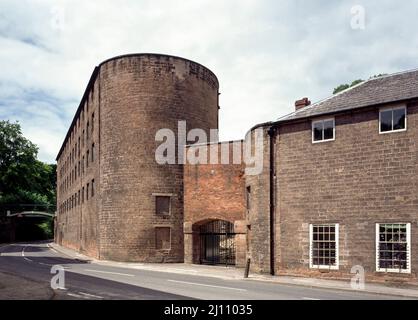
top-left (0, 242), bottom-right (412, 300)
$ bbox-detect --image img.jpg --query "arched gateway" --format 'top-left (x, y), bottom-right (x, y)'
top-left (199, 220), bottom-right (236, 265)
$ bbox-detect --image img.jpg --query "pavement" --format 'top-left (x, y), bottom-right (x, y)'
top-left (0, 241), bottom-right (417, 300)
top-left (0, 271), bottom-right (54, 300)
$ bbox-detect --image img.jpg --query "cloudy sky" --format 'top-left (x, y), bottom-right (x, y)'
top-left (0, 0), bottom-right (417, 163)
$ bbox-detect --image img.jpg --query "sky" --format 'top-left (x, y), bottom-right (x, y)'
top-left (0, 0), bottom-right (417, 163)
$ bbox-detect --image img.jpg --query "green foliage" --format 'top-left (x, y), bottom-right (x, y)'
top-left (37, 218), bottom-right (54, 239)
top-left (370, 73), bottom-right (388, 79)
top-left (333, 84), bottom-right (350, 94)
top-left (333, 79), bottom-right (364, 94)
top-left (350, 79), bottom-right (364, 87)
top-left (0, 120), bottom-right (56, 239)
top-left (333, 73), bottom-right (389, 95)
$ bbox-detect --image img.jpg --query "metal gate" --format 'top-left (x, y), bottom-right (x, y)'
top-left (200, 220), bottom-right (236, 266)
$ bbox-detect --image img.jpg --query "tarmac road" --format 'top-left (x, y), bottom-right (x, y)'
top-left (0, 242), bottom-right (413, 300)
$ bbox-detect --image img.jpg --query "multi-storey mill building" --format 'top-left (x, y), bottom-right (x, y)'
top-left (56, 54), bottom-right (219, 262)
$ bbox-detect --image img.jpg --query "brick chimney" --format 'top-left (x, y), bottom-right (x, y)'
top-left (295, 97), bottom-right (311, 111)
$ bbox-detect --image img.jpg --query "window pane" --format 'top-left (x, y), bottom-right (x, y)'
top-left (311, 224), bottom-right (337, 267)
top-left (380, 110), bottom-right (392, 132)
top-left (378, 223), bottom-right (409, 270)
top-left (313, 122), bottom-right (323, 141)
top-left (393, 108), bottom-right (406, 130)
top-left (323, 120), bottom-right (334, 140)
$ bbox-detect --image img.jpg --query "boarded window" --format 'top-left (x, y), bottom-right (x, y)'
top-left (155, 227), bottom-right (171, 250)
top-left (246, 186), bottom-right (251, 210)
top-left (156, 196), bottom-right (170, 215)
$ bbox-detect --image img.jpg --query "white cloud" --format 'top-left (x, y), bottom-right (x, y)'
top-left (0, 0), bottom-right (417, 162)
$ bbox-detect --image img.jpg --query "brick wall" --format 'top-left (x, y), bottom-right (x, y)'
top-left (245, 128), bottom-right (272, 273)
top-left (56, 73), bottom-right (100, 258)
top-left (0, 217), bottom-right (15, 243)
top-left (97, 54), bottom-right (218, 262)
top-left (184, 142), bottom-right (247, 266)
top-left (56, 54), bottom-right (219, 262)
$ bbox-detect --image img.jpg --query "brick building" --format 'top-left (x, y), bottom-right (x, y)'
top-left (55, 53), bottom-right (219, 261)
top-left (183, 69), bottom-right (418, 282)
top-left (244, 70), bottom-right (418, 281)
top-left (56, 55), bottom-right (417, 282)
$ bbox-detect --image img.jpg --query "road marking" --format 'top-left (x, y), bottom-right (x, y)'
top-left (47, 243), bottom-right (59, 253)
top-left (67, 293), bottom-right (87, 299)
top-left (302, 297), bottom-right (320, 300)
top-left (167, 280), bottom-right (247, 292)
top-left (170, 268), bottom-right (198, 273)
top-left (84, 269), bottom-right (135, 277)
top-left (78, 292), bottom-right (104, 299)
top-left (39, 262), bottom-right (53, 266)
top-left (21, 246), bottom-right (33, 262)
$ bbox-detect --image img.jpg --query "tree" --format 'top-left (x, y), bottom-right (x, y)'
top-left (333, 74), bottom-right (389, 95)
top-left (333, 79), bottom-right (364, 94)
top-left (0, 120), bottom-right (56, 209)
top-left (0, 120), bottom-right (56, 240)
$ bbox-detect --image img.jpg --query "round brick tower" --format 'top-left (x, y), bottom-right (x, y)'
top-left (98, 54), bottom-right (219, 262)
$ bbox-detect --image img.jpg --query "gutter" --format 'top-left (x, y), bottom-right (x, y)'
top-left (267, 125), bottom-right (277, 275)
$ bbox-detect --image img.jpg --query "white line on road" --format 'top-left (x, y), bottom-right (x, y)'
top-left (78, 292), bottom-right (104, 299)
top-left (302, 297), bottom-right (320, 300)
top-left (38, 262), bottom-right (53, 266)
top-left (23, 257), bottom-right (33, 262)
top-left (167, 279), bottom-right (247, 292)
top-left (84, 269), bottom-right (135, 277)
top-left (67, 293), bottom-right (87, 299)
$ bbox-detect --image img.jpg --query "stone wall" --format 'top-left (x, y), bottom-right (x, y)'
top-left (273, 101), bottom-right (418, 281)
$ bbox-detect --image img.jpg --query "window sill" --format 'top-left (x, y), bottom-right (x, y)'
top-left (156, 214), bottom-right (171, 218)
top-left (376, 268), bottom-right (411, 274)
top-left (310, 265), bottom-right (339, 271)
top-left (156, 249), bottom-right (171, 253)
top-left (312, 138), bottom-right (335, 144)
top-left (379, 128), bottom-right (407, 135)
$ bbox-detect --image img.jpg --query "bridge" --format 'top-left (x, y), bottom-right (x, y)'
top-left (6, 211), bottom-right (55, 218)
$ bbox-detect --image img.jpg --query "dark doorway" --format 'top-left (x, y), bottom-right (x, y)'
top-left (199, 220), bottom-right (236, 266)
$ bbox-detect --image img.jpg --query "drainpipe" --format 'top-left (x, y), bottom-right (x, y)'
top-left (267, 126), bottom-right (276, 276)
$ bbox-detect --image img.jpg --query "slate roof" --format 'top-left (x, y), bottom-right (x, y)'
top-left (277, 69), bottom-right (418, 122)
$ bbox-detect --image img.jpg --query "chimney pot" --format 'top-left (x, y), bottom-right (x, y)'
top-left (295, 97), bottom-right (311, 110)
